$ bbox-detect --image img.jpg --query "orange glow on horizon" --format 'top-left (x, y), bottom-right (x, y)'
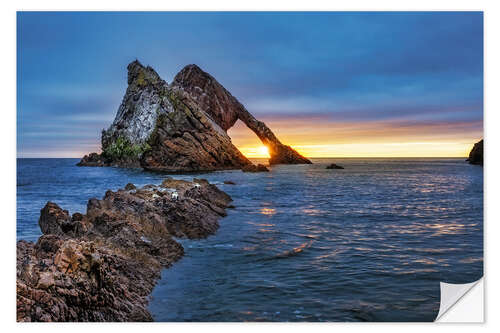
top-left (238, 142), bottom-right (474, 158)
top-left (227, 119), bottom-right (480, 158)
top-left (18, 117), bottom-right (480, 158)
top-left (240, 145), bottom-right (270, 158)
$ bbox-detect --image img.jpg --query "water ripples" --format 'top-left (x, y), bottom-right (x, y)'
top-left (17, 158), bottom-right (483, 321)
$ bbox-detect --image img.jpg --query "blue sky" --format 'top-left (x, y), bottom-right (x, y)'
top-left (17, 12), bottom-right (483, 157)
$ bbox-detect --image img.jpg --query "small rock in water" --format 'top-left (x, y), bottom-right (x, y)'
top-left (467, 139), bottom-right (483, 166)
top-left (326, 163), bottom-right (344, 170)
top-left (224, 180), bottom-right (236, 185)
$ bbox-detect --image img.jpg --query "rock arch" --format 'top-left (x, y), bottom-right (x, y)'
top-left (171, 64), bottom-right (311, 165)
top-left (79, 61), bottom-right (311, 171)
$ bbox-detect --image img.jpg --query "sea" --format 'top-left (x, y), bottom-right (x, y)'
top-left (17, 158), bottom-right (483, 322)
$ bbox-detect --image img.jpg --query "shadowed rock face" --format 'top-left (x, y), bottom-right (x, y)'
top-left (78, 60), bottom-right (310, 171)
top-left (172, 64), bottom-right (312, 165)
top-left (17, 179), bottom-right (232, 321)
top-left (467, 139), bottom-right (483, 166)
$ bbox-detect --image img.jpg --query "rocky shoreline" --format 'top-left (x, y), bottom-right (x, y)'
top-left (16, 178), bottom-right (232, 322)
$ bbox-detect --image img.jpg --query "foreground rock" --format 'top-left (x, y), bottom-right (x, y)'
top-left (78, 60), bottom-right (311, 171)
top-left (17, 178), bottom-right (232, 322)
top-left (241, 164), bottom-right (270, 172)
top-left (467, 139), bottom-right (483, 166)
top-left (326, 163), bottom-right (344, 169)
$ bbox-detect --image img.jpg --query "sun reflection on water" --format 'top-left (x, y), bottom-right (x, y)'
top-left (260, 207), bottom-right (276, 216)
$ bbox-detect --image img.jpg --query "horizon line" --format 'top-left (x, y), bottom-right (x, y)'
top-left (16, 156), bottom-right (469, 159)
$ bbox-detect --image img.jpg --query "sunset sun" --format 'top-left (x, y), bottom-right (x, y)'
top-left (258, 146), bottom-right (269, 157)
top-left (237, 145), bottom-right (271, 158)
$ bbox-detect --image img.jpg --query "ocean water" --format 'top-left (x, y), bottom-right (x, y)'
top-left (17, 158), bottom-right (483, 321)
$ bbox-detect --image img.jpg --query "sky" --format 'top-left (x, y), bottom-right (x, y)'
top-left (17, 12), bottom-right (483, 158)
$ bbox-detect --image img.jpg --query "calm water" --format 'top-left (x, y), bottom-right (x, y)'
top-left (17, 158), bottom-right (483, 321)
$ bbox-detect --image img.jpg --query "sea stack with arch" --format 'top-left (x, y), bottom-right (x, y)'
top-left (78, 60), bottom-right (311, 171)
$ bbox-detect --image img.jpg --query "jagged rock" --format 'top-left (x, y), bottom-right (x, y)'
top-left (17, 179), bottom-right (232, 322)
top-left (39, 202), bottom-right (91, 238)
top-left (38, 202), bottom-right (70, 236)
top-left (76, 153), bottom-right (106, 167)
top-left (78, 60), bottom-right (311, 171)
top-left (171, 64), bottom-right (311, 165)
top-left (124, 183), bottom-right (136, 191)
top-left (242, 164), bottom-right (270, 172)
top-left (467, 139), bottom-right (483, 166)
top-left (326, 163), bottom-right (344, 169)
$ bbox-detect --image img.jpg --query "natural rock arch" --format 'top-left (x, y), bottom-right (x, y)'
top-left (171, 64), bottom-right (311, 165)
top-left (78, 60), bottom-right (311, 171)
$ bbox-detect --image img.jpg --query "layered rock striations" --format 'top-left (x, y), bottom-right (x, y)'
top-left (467, 139), bottom-right (483, 166)
top-left (78, 60), bottom-right (311, 171)
top-left (17, 178), bottom-right (232, 321)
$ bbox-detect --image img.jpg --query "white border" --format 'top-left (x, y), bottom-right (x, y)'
top-left (2, 1), bottom-right (498, 332)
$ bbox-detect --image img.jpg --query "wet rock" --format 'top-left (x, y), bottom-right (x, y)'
top-left (38, 202), bottom-right (71, 236)
top-left (78, 60), bottom-right (311, 170)
top-left (124, 183), bottom-right (136, 191)
top-left (326, 163), bottom-right (344, 169)
top-left (17, 178), bottom-right (232, 322)
top-left (467, 139), bottom-right (483, 166)
top-left (223, 180), bottom-right (236, 185)
top-left (76, 153), bottom-right (106, 167)
top-left (39, 202), bottom-right (90, 237)
top-left (241, 164), bottom-right (270, 172)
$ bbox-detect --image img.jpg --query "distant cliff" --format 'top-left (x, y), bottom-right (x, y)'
top-left (78, 60), bottom-right (311, 171)
top-left (467, 139), bottom-right (483, 166)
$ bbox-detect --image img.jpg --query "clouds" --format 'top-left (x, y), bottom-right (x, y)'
top-left (17, 12), bottom-right (483, 157)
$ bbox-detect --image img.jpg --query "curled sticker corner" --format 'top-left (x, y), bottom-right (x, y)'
top-left (435, 278), bottom-right (483, 322)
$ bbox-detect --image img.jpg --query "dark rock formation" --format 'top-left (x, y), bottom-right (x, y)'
top-left (76, 153), bottom-right (107, 167)
top-left (78, 60), bottom-right (310, 171)
top-left (17, 179), bottom-right (232, 322)
top-left (467, 139), bottom-right (483, 166)
top-left (124, 183), bottom-right (136, 191)
top-left (326, 163), bottom-right (344, 169)
top-left (241, 164), bottom-right (270, 172)
top-left (171, 64), bottom-right (312, 165)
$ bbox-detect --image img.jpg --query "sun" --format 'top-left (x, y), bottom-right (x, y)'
top-left (257, 146), bottom-right (270, 158)
top-left (238, 145), bottom-right (271, 158)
